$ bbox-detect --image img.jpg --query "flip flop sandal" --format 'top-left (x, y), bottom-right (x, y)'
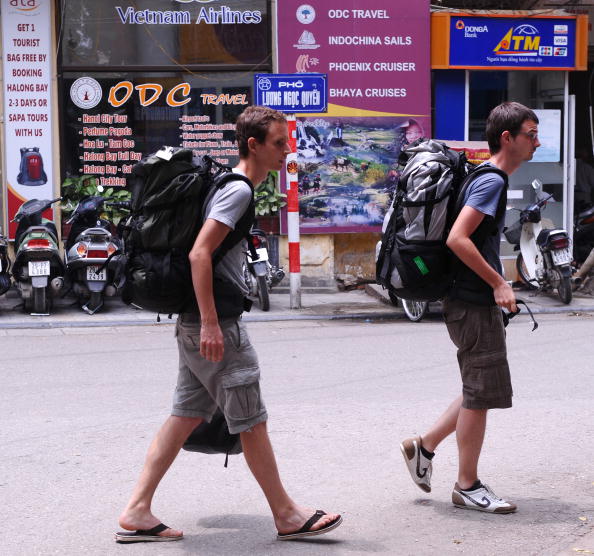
top-left (114, 523), bottom-right (183, 543)
top-left (277, 510), bottom-right (343, 540)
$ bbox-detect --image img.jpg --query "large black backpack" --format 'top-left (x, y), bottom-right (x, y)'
top-left (121, 147), bottom-right (254, 315)
top-left (376, 139), bottom-right (507, 302)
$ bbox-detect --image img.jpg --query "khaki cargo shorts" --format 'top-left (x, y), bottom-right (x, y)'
top-left (443, 297), bottom-right (513, 410)
top-left (172, 313), bottom-right (268, 434)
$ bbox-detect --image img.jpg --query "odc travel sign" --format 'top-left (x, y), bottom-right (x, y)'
top-left (255, 74), bottom-right (328, 113)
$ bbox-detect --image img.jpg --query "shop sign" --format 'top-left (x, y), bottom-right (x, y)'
top-left (60, 1), bottom-right (269, 68)
top-left (254, 74), bottom-right (328, 113)
top-left (1, 0), bottom-right (54, 238)
top-left (66, 77), bottom-right (248, 188)
top-left (277, 0), bottom-right (431, 234)
top-left (450, 16), bottom-right (577, 69)
top-left (115, 4), bottom-right (263, 25)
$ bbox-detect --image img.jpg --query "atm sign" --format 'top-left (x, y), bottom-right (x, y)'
top-left (493, 25), bottom-right (540, 56)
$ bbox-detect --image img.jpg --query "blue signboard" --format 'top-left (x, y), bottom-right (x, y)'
top-left (254, 73), bottom-right (328, 113)
top-left (450, 17), bottom-right (576, 69)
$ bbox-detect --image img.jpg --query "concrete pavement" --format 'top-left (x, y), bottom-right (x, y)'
top-left (1, 282), bottom-right (594, 329)
top-left (2, 314), bottom-right (593, 555)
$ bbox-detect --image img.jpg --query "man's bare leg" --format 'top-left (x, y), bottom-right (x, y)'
top-left (456, 407), bottom-right (487, 489)
top-left (421, 394), bottom-right (463, 452)
top-left (118, 415), bottom-right (203, 537)
top-left (240, 421), bottom-right (341, 534)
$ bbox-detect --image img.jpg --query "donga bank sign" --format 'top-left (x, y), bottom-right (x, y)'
top-left (115, 0), bottom-right (263, 25)
top-left (449, 16), bottom-right (576, 68)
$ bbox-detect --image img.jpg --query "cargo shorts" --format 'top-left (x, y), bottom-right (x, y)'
top-left (172, 313), bottom-right (268, 434)
top-left (443, 297), bottom-right (513, 410)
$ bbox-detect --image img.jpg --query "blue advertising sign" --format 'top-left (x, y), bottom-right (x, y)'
top-left (450, 17), bottom-right (576, 69)
top-left (254, 73), bottom-right (328, 113)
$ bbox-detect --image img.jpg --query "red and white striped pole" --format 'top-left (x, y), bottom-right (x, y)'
top-left (286, 114), bottom-right (301, 309)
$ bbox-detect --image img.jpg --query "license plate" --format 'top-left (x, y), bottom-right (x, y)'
top-left (551, 247), bottom-right (572, 265)
top-left (28, 260), bottom-right (50, 276)
top-left (87, 265), bottom-right (107, 281)
top-left (248, 248), bottom-right (269, 263)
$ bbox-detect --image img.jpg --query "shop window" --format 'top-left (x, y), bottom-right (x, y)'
top-left (61, 72), bottom-right (255, 187)
top-left (60, 0), bottom-right (270, 68)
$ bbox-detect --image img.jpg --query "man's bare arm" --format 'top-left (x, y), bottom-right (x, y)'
top-left (447, 205), bottom-right (517, 312)
top-left (188, 218), bottom-right (232, 362)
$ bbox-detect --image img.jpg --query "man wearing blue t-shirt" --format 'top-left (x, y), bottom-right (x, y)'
top-left (401, 102), bottom-right (540, 514)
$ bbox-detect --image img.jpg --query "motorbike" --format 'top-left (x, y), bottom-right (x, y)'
top-left (0, 227), bottom-right (12, 296)
top-left (244, 228), bottom-right (285, 311)
top-left (504, 179), bottom-right (573, 304)
top-left (12, 198), bottom-right (65, 314)
top-left (64, 195), bottom-right (128, 314)
top-left (573, 202), bottom-right (594, 265)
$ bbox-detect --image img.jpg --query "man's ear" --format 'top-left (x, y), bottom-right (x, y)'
top-left (500, 130), bottom-right (511, 147)
top-left (247, 136), bottom-right (259, 154)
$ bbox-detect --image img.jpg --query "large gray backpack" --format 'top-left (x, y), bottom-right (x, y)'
top-left (376, 139), bottom-right (507, 302)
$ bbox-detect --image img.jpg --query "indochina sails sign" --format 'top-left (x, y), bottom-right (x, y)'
top-left (1, 0), bottom-right (55, 239)
top-left (277, 1), bottom-right (431, 234)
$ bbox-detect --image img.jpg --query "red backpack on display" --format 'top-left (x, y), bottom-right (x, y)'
top-left (17, 147), bottom-right (48, 186)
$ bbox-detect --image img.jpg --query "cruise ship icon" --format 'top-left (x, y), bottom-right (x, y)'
top-left (294, 30), bottom-right (320, 50)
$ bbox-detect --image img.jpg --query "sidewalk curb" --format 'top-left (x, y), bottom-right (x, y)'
top-left (3, 304), bottom-right (594, 330)
top-left (364, 283), bottom-right (594, 316)
top-left (0, 311), bottom-right (406, 330)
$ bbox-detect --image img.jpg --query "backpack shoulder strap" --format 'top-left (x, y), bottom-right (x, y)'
top-left (454, 165), bottom-right (508, 216)
top-left (208, 172), bottom-right (256, 266)
top-left (214, 172), bottom-right (253, 191)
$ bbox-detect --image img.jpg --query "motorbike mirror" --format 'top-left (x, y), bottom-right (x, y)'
top-left (531, 179), bottom-right (543, 191)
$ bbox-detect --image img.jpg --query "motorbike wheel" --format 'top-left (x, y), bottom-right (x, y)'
top-left (401, 298), bottom-right (429, 322)
top-left (256, 275), bottom-right (270, 311)
top-left (557, 274), bottom-right (572, 304)
top-left (32, 287), bottom-right (48, 314)
top-left (516, 254), bottom-right (538, 290)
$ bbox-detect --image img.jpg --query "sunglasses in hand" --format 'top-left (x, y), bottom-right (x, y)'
top-left (502, 300), bottom-right (538, 331)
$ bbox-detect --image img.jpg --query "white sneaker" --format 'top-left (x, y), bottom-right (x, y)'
top-left (452, 482), bottom-right (517, 514)
top-left (400, 436), bottom-right (432, 493)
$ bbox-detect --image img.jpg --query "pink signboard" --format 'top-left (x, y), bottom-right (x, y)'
top-left (278, 1), bottom-right (431, 233)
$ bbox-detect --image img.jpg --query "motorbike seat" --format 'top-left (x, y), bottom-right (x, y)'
top-left (79, 227), bottom-right (111, 239)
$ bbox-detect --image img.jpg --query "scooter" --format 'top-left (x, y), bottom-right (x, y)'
top-left (573, 203), bottom-right (594, 265)
top-left (12, 198), bottom-right (65, 314)
top-left (64, 195), bottom-right (127, 314)
top-left (244, 228), bottom-right (285, 311)
top-left (504, 180), bottom-right (573, 304)
top-left (0, 227), bottom-right (12, 296)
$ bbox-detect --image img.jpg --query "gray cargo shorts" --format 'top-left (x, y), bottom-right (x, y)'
top-left (172, 313), bottom-right (268, 434)
top-left (443, 297), bottom-right (513, 410)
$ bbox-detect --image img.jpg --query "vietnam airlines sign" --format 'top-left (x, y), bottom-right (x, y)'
top-left (448, 16), bottom-right (577, 69)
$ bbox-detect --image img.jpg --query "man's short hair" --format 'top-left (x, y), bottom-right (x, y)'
top-left (486, 101), bottom-right (539, 154)
top-left (236, 106), bottom-right (287, 158)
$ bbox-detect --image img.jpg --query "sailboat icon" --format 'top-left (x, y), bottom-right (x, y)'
top-left (294, 30), bottom-right (320, 50)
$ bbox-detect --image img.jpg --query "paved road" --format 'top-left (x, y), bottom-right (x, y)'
top-left (2, 313), bottom-right (593, 555)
